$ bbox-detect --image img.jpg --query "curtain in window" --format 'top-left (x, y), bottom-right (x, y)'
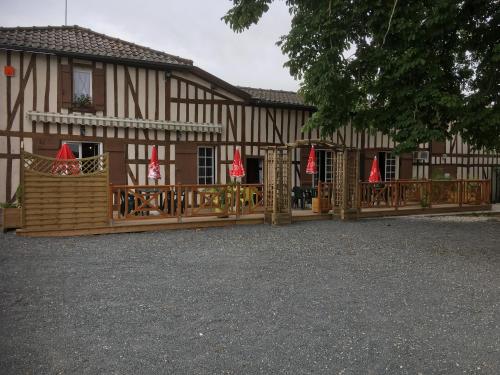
top-left (73, 70), bottom-right (91, 99)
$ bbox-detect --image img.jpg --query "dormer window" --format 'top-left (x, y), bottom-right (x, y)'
top-left (73, 67), bottom-right (92, 106)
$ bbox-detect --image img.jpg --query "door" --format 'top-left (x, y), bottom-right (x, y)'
top-left (104, 140), bottom-right (127, 185)
top-left (245, 157), bottom-right (262, 184)
top-left (175, 143), bottom-right (198, 184)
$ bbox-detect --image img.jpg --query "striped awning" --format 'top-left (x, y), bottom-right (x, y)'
top-left (26, 111), bottom-right (222, 133)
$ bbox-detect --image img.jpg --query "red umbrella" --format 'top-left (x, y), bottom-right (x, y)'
top-left (230, 148), bottom-right (245, 178)
top-left (51, 143), bottom-right (80, 175)
top-left (306, 145), bottom-right (317, 174)
top-left (148, 146), bottom-right (161, 180)
top-left (368, 156), bottom-right (382, 182)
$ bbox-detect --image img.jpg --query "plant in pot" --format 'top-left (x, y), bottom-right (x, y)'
top-left (1, 185), bottom-right (22, 232)
top-left (420, 190), bottom-right (430, 208)
top-left (73, 94), bottom-right (92, 109)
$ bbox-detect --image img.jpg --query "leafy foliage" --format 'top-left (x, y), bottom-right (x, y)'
top-left (223, 0), bottom-right (499, 153)
top-left (73, 94), bottom-right (92, 108)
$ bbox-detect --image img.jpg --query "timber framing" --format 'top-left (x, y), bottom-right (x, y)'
top-left (0, 26), bottom-right (499, 205)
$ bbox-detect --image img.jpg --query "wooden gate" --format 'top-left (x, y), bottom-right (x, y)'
top-left (264, 142), bottom-right (360, 223)
top-left (21, 151), bottom-right (109, 232)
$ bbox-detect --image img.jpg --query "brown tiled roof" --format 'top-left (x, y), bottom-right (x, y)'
top-left (0, 25), bottom-right (192, 66)
top-left (237, 86), bottom-right (312, 108)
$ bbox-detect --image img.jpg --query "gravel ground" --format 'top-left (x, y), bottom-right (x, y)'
top-left (0, 217), bottom-right (499, 374)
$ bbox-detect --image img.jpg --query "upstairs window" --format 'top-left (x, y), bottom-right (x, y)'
top-left (73, 67), bottom-right (92, 104)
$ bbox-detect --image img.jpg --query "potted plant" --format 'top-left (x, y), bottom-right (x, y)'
top-left (420, 190), bottom-right (430, 208)
top-left (72, 94), bottom-right (93, 111)
top-left (1, 186), bottom-right (22, 232)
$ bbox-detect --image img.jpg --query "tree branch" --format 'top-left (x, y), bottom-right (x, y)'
top-left (382, 0), bottom-right (398, 47)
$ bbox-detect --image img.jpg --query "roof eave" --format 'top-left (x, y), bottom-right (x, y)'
top-left (0, 44), bottom-right (191, 69)
top-left (250, 98), bottom-right (316, 111)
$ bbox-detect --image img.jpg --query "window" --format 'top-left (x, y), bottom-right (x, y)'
top-left (73, 67), bottom-right (92, 102)
top-left (198, 147), bottom-right (215, 184)
top-left (312, 150), bottom-right (334, 187)
top-left (63, 141), bottom-right (102, 159)
top-left (378, 151), bottom-right (397, 181)
top-left (385, 154), bottom-right (396, 181)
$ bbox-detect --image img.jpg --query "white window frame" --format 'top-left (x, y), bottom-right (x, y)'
top-left (197, 146), bottom-right (216, 185)
top-left (63, 141), bottom-right (102, 159)
top-left (73, 67), bottom-right (93, 101)
top-left (312, 149), bottom-right (334, 187)
top-left (382, 152), bottom-right (398, 181)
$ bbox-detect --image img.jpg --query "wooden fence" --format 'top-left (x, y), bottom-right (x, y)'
top-left (358, 179), bottom-right (491, 209)
top-left (21, 151), bottom-right (109, 231)
top-left (109, 184), bottom-right (264, 221)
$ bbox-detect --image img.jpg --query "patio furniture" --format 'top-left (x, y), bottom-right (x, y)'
top-left (292, 186), bottom-right (305, 209)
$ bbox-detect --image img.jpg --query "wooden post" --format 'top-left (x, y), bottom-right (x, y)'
top-left (20, 150), bottom-right (25, 229)
top-left (428, 180), bottom-right (433, 208)
top-left (395, 181), bottom-right (399, 210)
top-left (272, 150), bottom-right (278, 215)
top-left (236, 183), bottom-right (240, 219)
top-left (176, 185), bottom-right (182, 222)
top-left (287, 148), bottom-right (292, 217)
top-left (317, 181), bottom-right (322, 212)
top-left (458, 180), bottom-right (463, 207)
top-left (342, 150), bottom-right (349, 211)
top-left (125, 187), bottom-right (129, 218)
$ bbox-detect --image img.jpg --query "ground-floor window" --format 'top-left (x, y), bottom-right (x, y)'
top-left (312, 150), bottom-right (334, 186)
top-left (198, 146), bottom-right (215, 184)
top-left (378, 151), bottom-right (397, 181)
top-left (63, 141), bottom-right (102, 158)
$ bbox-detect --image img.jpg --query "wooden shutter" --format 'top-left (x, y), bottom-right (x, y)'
top-left (175, 143), bottom-right (198, 184)
top-left (300, 148), bottom-right (312, 187)
top-left (59, 64), bottom-right (72, 109)
top-left (93, 67), bottom-right (106, 111)
top-left (399, 153), bottom-right (413, 180)
top-left (105, 140), bottom-right (127, 185)
top-left (431, 140), bottom-right (446, 155)
top-left (33, 137), bottom-right (60, 157)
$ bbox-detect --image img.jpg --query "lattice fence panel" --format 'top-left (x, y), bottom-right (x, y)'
top-left (21, 151), bottom-right (109, 231)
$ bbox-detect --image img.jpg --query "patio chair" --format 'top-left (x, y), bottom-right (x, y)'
top-left (292, 186), bottom-right (305, 209)
top-left (119, 191), bottom-right (135, 216)
top-left (160, 190), bottom-right (185, 214)
top-left (303, 187), bottom-right (315, 208)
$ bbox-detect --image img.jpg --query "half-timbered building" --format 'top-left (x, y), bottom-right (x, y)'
top-left (0, 25), bottom-right (499, 204)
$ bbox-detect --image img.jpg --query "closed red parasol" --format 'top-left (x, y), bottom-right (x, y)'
top-left (306, 145), bottom-right (317, 174)
top-left (368, 156), bottom-right (382, 182)
top-left (230, 148), bottom-right (245, 178)
top-left (148, 146), bottom-right (161, 180)
top-left (51, 143), bottom-right (80, 175)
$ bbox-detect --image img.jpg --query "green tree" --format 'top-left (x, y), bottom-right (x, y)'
top-left (223, 0), bottom-right (499, 153)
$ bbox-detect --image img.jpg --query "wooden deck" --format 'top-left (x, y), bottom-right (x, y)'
top-left (15, 204), bottom-right (491, 237)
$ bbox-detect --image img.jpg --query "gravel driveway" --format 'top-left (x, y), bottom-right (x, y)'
top-left (1, 217), bottom-right (499, 374)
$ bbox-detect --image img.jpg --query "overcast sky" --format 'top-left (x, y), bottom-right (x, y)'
top-left (1, 0), bottom-right (300, 91)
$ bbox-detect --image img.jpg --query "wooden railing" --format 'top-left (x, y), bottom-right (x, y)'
top-left (109, 183), bottom-right (264, 221)
top-left (358, 179), bottom-right (491, 209)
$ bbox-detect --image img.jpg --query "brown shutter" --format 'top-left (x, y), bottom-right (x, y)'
top-left (300, 148), bottom-right (312, 187)
top-left (59, 64), bottom-right (72, 109)
top-left (399, 153), bottom-right (413, 180)
top-left (33, 137), bottom-right (60, 157)
top-left (104, 140), bottom-right (127, 185)
top-left (431, 141), bottom-right (446, 155)
top-left (175, 143), bottom-right (198, 184)
top-left (93, 67), bottom-right (106, 111)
